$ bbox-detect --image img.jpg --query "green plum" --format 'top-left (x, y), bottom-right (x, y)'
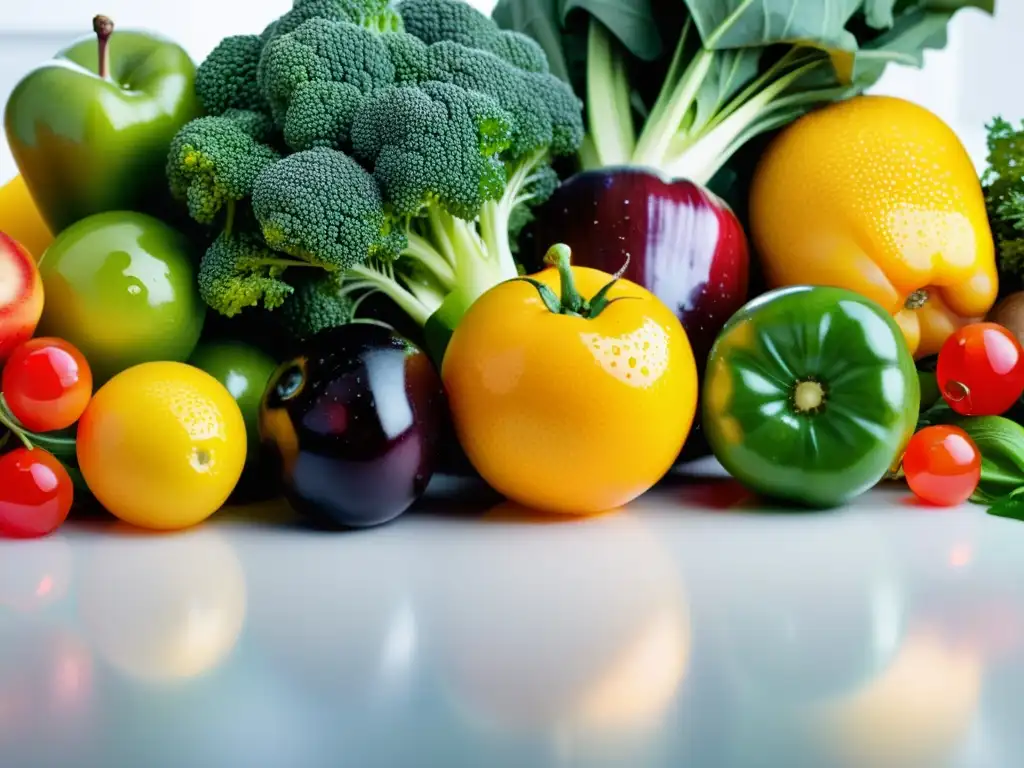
top-left (36, 211), bottom-right (206, 384)
top-left (189, 339), bottom-right (280, 501)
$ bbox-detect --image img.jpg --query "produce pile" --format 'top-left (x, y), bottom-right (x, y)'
top-left (3, 0), bottom-right (1024, 538)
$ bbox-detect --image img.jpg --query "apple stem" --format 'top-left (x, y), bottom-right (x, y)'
top-left (93, 14), bottom-right (114, 79)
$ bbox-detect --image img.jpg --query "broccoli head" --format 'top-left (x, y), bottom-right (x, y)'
top-left (167, 112), bottom-right (281, 225)
top-left (282, 81), bottom-right (366, 152)
top-left (263, 0), bottom-right (403, 44)
top-left (421, 41), bottom-right (583, 160)
top-left (251, 147), bottom-right (405, 268)
top-left (280, 270), bottom-right (359, 340)
top-left (351, 81), bottom-right (512, 218)
top-left (198, 227), bottom-right (296, 317)
top-left (398, 0), bottom-right (549, 73)
top-left (195, 35), bottom-right (267, 116)
top-left (259, 17), bottom-right (396, 126)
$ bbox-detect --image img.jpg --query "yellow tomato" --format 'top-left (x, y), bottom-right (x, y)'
top-left (441, 245), bottom-right (697, 515)
top-left (0, 175), bottom-right (53, 261)
top-left (76, 361), bottom-right (247, 530)
top-left (749, 95), bottom-right (998, 359)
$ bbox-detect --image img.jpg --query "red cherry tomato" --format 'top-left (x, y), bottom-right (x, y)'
top-left (936, 323), bottom-right (1024, 416)
top-left (2, 337), bottom-right (93, 433)
top-left (903, 426), bottom-right (981, 507)
top-left (0, 447), bottom-right (74, 538)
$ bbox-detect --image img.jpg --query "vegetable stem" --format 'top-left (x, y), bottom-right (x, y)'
top-left (633, 25), bottom-right (715, 169)
top-left (348, 263), bottom-right (432, 326)
top-left (93, 15), bottom-right (114, 80)
top-left (0, 395), bottom-right (34, 451)
top-left (544, 243), bottom-right (583, 314)
top-left (586, 18), bottom-right (636, 168)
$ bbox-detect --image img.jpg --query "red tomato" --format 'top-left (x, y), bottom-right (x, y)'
top-left (936, 323), bottom-right (1024, 416)
top-left (0, 231), bottom-right (45, 363)
top-left (0, 447), bottom-right (73, 538)
top-left (903, 426), bottom-right (981, 507)
top-left (2, 337), bottom-right (93, 433)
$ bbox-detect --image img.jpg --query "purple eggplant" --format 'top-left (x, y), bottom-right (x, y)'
top-left (260, 324), bottom-right (447, 529)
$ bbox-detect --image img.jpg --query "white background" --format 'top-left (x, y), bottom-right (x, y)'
top-left (0, 1), bottom-right (1019, 183)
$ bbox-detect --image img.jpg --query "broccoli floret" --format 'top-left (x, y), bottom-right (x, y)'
top-left (198, 226), bottom-right (296, 317)
top-left (167, 112), bottom-right (281, 225)
top-left (283, 81), bottom-right (366, 152)
top-left (421, 41), bottom-right (582, 159)
top-left (351, 81), bottom-right (512, 218)
top-left (280, 270), bottom-right (360, 340)
top-left (263, 0), bottom-right (403, 44)
top-left (251, 147), bottom-right (404, 269)
top-left (195, 35), bottom-right (267, 116)
top-left (220, 109), bottom-right (277, 145)
top-left (398, 0), bottom-right (549, 73)
top-left (259, 18), bottom-right (397, 127)
top-left (381, 32), bottom-right (430, 83)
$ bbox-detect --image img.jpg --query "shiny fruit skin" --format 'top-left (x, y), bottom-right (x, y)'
top-left (442, 265), bottom-right (697, 515)
top-left (0, 176), bottom-right (53, 261)
top-left (0, 231), bottom-right (44, 363)
top-left (750, 95), bottom-right (997, 359)
top-left (703, 286), bottom-right (920, 508)
top-left (903, 426), bottom-right (981, 507)
top-left (261, 324), bottom-right (446, 529)
top-left (532, 169), bottom-right (749, 372)
top-left (2, 337), bottom-right (93, 433)
top-left (35, 211), bottom-right (205, 384)
top-left (531, 169), bottom-right (749, 462)
top-left (0, 447), bottom-right (73, 539)
top-left (936, 323), bottom-right (1024, 416)
top-left (76, 361), bottom-right (247, 530)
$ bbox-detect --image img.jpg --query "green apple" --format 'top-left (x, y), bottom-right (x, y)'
top-left (3, 16), bottom-right (201, 235)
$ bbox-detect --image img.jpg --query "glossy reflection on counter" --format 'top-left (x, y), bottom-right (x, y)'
top-left (0, 473), bottom-right (1022, 767)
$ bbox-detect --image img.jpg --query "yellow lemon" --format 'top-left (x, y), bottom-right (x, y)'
top-left (77, 361), bottom-right (247, 530)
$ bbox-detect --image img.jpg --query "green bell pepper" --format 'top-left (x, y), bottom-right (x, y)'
top-left (3, 16), bottom-right (200, 235)
top-left (703, 285), bottom-right (920, 508)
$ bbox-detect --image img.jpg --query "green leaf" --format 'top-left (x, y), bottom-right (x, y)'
top-left (680, 0), bottom-right (863, 52)
top-left (493, 0), bottom-right (575, 82)
top-left (560, 0), bottom-right (664, 61)
top-left (988, 486), bottom-right (1024, 521)
top-left (951, 417), bottom-right (1024, 505)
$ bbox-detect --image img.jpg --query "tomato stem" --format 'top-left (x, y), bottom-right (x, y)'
top-left (793, 380), bottom-right (826, 414)
top-left (513, 243), bottom-right (636, 320)
top-left (905, 289), bottom-right (929, 311)
top-left (544, 244), bottom-right (584, 314)
top-left (0, 394), bottom-right (34, 451)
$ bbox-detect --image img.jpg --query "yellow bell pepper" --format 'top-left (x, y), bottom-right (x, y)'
top-left (749, 95), bottom-right (998, 359)
top-left (0, 174), bottom-right (53, 261)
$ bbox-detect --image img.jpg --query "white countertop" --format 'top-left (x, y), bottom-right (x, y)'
top-left (1, 461), bottom-right (1019, 768)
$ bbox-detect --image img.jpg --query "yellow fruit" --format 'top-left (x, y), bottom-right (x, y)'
top-left (77, 361), bottom-right (248, 530)
top-left (749, 95), bottom-right (998, 359)
top-left (0, 175), bottom-right (53, 261)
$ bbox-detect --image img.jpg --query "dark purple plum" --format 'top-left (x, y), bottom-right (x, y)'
top-left (260, 324), bottom-right (447, 529)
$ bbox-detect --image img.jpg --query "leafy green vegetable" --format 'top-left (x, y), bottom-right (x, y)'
top-left (493, 0), bottom-right (993, 185)
top-left (167, 0), bottom-right (584, 347)
top-left (982, 116), bottom-right (1024, 287)
top-left (988, 486), bottom-right (1024, 521)
top-left (950, 416), bottom-right (1024, 506)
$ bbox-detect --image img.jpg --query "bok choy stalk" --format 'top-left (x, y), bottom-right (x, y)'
top-left (494, 0), bottom-right (995, 186)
